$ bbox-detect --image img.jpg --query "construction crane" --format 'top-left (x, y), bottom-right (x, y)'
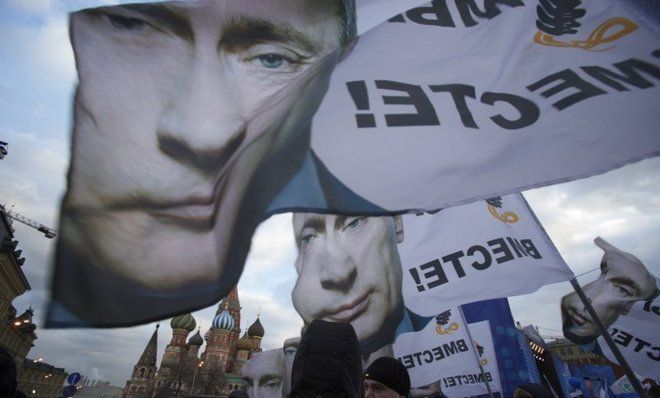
top-left (0, 141), bottom-right (7, 159)
top-left (1, 205), bottom-right (56, 239)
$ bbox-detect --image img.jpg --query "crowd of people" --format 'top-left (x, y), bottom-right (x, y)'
top-left (236, 319), bottom-right (562, 398)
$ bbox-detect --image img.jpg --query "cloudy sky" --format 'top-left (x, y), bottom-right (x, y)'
top-left (0, 0), bottom-right (658, 387)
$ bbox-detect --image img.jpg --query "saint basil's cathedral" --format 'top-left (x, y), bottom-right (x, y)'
top-left (122, 287), bottom-right (264, 397)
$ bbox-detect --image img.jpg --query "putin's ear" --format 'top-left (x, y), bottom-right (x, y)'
top-left (394, 215), bottom-right (404, 243)
top-left (339, 37), bottom-right (358, 62)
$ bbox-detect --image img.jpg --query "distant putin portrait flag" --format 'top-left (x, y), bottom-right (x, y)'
top-left (48, 0), bottom-right (660, 328)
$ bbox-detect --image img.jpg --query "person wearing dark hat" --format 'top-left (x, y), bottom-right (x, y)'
top-left (290, 319), bottom-right (363, 398)
top-left (363, 357), bottom-right (410, 398)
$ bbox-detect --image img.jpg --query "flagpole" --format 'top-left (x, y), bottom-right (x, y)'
top-left (568, 278), bottom-right (647, 398)
top-left (457, 306), bottom-right (495, 398)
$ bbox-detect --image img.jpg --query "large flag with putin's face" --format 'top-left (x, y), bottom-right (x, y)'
top-left (48, 0), bottom-right (659, 327)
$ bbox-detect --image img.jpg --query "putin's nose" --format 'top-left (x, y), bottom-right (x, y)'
top-left (318, 237), bottom-right (358, 292)
top-left (157, 47), bottom-right (246, 173)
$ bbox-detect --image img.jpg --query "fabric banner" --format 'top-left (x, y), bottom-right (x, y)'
top-left (598, 286), bottom-right (660, 381)
top-left (48, 0), bottom-right (660, 327)
top-left (391, 308), bottom-right (476, 388)
top-left (311, 0), bottom-right (660, 211)
top-left (560, 239), bottom-right (658, 351)
top-left (391, 315), bottom-right (501, 397)
top-left (399, 193), bottom-right (573, 315)
top-left (287, 196), bottom-right (569, 361)
top-left (444, 320), bottom-right (502, 398)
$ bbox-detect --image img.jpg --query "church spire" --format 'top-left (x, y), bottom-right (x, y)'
top-left (137, 324), bottom-right (159, 368)
top-left (123, 324), bottom-right (159, 397)
top-left (216, 286), bottom-right (240, 315)
top-left (217, 286), bottom-right (241, 335)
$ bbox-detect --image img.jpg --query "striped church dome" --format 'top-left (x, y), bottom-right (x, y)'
top-left (212, 309), bottom-right (234, 330)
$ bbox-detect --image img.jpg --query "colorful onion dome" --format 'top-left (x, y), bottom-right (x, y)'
top-left (247, 316), bottom-right (264, 338)
top-left (212, 309), bottom-right (234, 330)
top-left (236, 332), bottom-right (253, 351)
top-left (170, 313), bottom-right (196, 331)
top-left (188, 329), bottom-right (203, 346)
top-left (161, 355), bottom-right (176, 368)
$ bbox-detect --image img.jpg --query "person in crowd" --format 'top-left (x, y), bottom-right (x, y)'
top-left (513, 383), bottom-right (554, 398)
top-left (648, 385), bottom-right (660, 398)
top-left (289, 319), bottom-right (363, 398)
top-left (0, 348), bottom-right (17, 398)
top-left (363, 356), bottom-right (411, 398)
top-left (410, 381), bottom-right (447, 398)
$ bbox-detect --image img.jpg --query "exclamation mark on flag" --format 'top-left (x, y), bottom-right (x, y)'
top-left (409, 268), bottom-right (425, 292)
top-left (347, 81), bottom-right (376, 128)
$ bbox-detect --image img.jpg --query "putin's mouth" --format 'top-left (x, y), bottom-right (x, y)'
top-left (325, 291), bottom-right (371, 323)
top-left (566, 307), bottom-right (590, 328)
top-left (150, 203), bottom-right (216, 228)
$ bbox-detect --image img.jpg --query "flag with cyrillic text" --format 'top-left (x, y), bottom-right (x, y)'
top-left (399, 194), bottom-right (573, 315)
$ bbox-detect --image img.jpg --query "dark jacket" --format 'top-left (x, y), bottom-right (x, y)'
top-left (516, 383), bottom-right (554, 398)
top-left (290, 320), bottom-right (363, 398)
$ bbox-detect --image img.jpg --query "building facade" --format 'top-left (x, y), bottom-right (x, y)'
top-left (547, 338), bottom-right (615, 366)
top-left (0, 206), bottom-right (68, 396)
top-left (19, 358), bottom-right (69, 397)
top-left (123, 287), bottom-right (264, 398)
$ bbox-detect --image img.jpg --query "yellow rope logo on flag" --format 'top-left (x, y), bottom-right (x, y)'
top-left (435, 322), bottom-right (460, 335)
top-left (534, 17), bottom-right (638, 51)
top-left (487, 204), bottom-right (518, 224)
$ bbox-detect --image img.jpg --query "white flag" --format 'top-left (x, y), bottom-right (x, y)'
top-left (392, 313), bottom-right (502, 398)
top-left (399, 194), bottom-right (573, 315)
top-left (313, 0), bottom-right (660, 210)
top-left (599, 279), bottom-right (660, 381)
top-left (443, 321), bottom-right (502, 398)
top-left (393, 307), bottom-right (479, 388)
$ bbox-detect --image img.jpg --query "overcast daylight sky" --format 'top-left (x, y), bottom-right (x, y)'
top-left (0, 0), bottom-right (658, 387)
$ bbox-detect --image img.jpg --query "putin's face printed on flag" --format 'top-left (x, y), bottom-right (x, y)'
top-left (61, 0), bottom-right (352, 291)
top-left (292, 214), bottom-right (405, 352)
top-left (242, 349), bottom-right (285, 398)
top-left (561, 237), bottom-right (657, 344)
top-left (282, 336), bottom-right (300, 397)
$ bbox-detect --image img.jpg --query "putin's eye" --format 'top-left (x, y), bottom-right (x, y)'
top-left (100, 12), bottom-right (149, 31)
top-left (263, 381), bottom-right (281, 389)
top-left (300, 233), bottom-right (316, 247)
top-left (343, 217), bottom-right (365, 231)
top-left (612, 283), bottom-right (634, 298)
top-left (258, 53), bottom-right (286, 69)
